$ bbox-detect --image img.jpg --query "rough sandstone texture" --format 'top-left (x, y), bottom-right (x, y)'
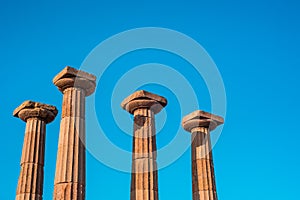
top-left (122, 90), bottom-right (167, 200)
top-left (14, 101), bottom-right (58, 200)
top-left (53, 66), bottom-right (96, 200)
top-left (182, 110), bottom-right (224, 200)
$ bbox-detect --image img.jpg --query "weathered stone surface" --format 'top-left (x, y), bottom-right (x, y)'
top-left (14, 101), bottom-right (57, 200)
top-left (182, 110), bottom-right (224, 132)
top-left (13, 100), bottom-right (58, 123)
top-left (54, 183), bottom-right (85, 200)
top-left (53, 66), bottom-right (96, 96)
top-left (182, 110), bottom-right (224, 124)
top-left (121, 90), bottom-right (167, 114)
top-left (182, 111), bottom-right (224, 200)
top-left (53, 67), bottom-right (96, 200)
top-left (53, 66), bottom-right (96, 83)
top-left (122, 91), bottom-right (167, 200)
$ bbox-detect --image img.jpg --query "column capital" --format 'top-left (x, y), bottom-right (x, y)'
top-left (13, 100), bottom-right (58, 123)
top-left (182, 110), bottom-right (224, 132)
top-left (53, 66), bottom-right (96, 96)
top-left (121, 90), bottom-right (167, 114)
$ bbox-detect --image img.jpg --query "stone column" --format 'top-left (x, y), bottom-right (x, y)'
top-left (52, 66), bottom-right (96, 200)
top-left (182, 110), bottom-right (224, 200)
top-left (14, 101), bottom-right (58, 200)
top-left (121, 90), bottom-right (167, 200)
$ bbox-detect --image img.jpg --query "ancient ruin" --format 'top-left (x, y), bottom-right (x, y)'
top-left (53, 67), bottom-right (96, 200)
top-left (121, 90), bottom-right (167, 200)
top-left (14, 101), bottom-right (58, 200)
top-left (182, 110), bottom-right (224, 200)
top-left (13, 66), bottom-right (223, 200)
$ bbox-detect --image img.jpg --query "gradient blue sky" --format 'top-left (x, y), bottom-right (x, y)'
top-left (1, 0), bottom-right (300, 199)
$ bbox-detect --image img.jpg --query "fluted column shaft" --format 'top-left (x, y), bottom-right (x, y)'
top-left (16, 118), bottom-right (46, 200)
top-left (121, 90), bottom-right (167, 200)
top-left (191, 127), bottom-right (217, 200)
top-left (182, 110), bottom-right (223, 200)
top-left (14, 101), bottom-right (58, 200)
top-left (130, 108), bottom-right (158, 200)
top-left (54, 88), bottom-right (86, 200)
top-left (53, 66), bottom-right (96, 200)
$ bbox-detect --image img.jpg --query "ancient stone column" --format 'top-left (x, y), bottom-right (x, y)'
top-left (121, 90), bottom-right (167, 200)
top-left (53, 66), bottom-right (96, 200)
top-left (182, 110), bottom-right (224, 200)
top-left (14, 101), bottom-right (58, 200)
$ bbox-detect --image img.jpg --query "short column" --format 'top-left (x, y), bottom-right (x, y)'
top-left (52, 66), bottom-right (96, 200)
top-left (182, 110), bottom-right (224, 200)
top-left (121, 90), bottom-right (167, 200)
top-left (14, 101), bottom-right (58, 200)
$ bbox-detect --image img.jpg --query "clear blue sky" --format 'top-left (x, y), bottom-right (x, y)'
top-left (1, 0), bottom-right (300, 199)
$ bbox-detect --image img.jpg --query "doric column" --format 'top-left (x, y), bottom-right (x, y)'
top-left (182, 110), bottom-right (224, 200)
top-left (53, 66), bottom-right (96, 200)
top-left (121, 90), bottom-right (167, 200)
top-left (14, 101), bottom-right (58, 200)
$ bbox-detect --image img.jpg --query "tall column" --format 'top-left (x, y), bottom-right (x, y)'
top-left (121, 90), bottom-right (167, 200)
top-left (53, 66), bottom-right (96, 200)
top-left (14, 101), bottom-right (58, 200)
top-left (182, 110), bottom-right (224, 200)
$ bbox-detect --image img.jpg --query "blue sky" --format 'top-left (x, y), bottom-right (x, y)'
top-left (1, 0), bottom-right (300, 199)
